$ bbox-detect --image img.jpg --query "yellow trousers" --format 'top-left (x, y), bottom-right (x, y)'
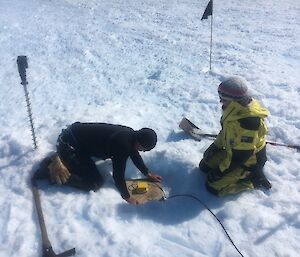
top-left (202, 150), bottom-right (254, 196)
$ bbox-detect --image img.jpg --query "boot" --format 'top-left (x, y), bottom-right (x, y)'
top-left (250, 171), bottom-right (272, 190)
top-left (32, 153), bottom-right (57, 180)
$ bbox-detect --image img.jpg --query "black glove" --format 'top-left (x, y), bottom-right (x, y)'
top-left (207, 167), bottom-right (224, 182)
top-left (203, 143), bottom-right (219, 161)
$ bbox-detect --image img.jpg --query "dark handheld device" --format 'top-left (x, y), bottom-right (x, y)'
top-left (17, 55), bottom-right (28, 85)
top-left (16, 55), bottom-right (38, 149)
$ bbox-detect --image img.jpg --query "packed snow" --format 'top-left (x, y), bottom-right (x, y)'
top-left (0, 0), bottom-right (300, 256)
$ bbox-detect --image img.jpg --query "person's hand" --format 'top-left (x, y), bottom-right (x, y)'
top-left (125, 197), bottom-right (139, 205)
top-left (147, 172), bottom-right (162, 182)
top-left (49, 155), bottom-right (71, 184)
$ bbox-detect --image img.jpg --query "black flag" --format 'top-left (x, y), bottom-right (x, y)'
top-left (201, 0), bottom-right (213, 20)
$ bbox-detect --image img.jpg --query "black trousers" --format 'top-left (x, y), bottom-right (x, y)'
top-left (56, 128), bottom-right (103, 192)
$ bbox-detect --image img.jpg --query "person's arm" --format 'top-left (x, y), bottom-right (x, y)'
top-left (218, 118), bottom-right (259, 175)
top-left (213, 130), bottom-right (224, 149)
top-left (112, 155), bottom-right (130, 199)
top-left (112, 155), bottom-right (141, 204)
top-left (130, 151), bottom-right (162, 182)
top-left (222, 149), bottom-right (253, 174)
top-left (109, 131), bottom-right (144, 204)
top-left (203, 142), bottom-right (221, 162)
top-left (130, 151), bottom-right (149, 175)
top-left (210, 148), bottom-right (253, 178)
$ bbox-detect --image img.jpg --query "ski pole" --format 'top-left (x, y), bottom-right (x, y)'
top-left (265, 141), bottom-right (300, 151)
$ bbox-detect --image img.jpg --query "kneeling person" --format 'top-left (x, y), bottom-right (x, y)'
top-left (37, 122), bottom-right (162, 204)
top-left (199, 76), bottom-right (271, 197)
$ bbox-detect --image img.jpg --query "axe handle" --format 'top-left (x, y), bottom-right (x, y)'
top-left (31, 178), bottom-right (52, 248)
top-left (31, 177), bottom-right (76, 257)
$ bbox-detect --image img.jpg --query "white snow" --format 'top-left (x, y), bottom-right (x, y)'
top-left (1, 0), bottom-right (300, 256)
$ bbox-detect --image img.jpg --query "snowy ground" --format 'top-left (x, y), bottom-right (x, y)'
top-left (0, 0), bottom-right (300, 256)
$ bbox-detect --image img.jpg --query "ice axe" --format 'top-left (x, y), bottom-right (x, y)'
top-left (31, 177), bottom-right (76, 257)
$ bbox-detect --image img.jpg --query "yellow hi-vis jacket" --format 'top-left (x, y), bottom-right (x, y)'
top-left (214, 99), bottom-right (269, 172)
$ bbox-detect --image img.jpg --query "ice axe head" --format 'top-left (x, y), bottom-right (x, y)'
top-left (43, 246), bottom-right (75, 257)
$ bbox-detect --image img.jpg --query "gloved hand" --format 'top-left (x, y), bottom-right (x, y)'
top-left (203, 143), bottom-right (220, 162)
top-left (207, 167), bottom-right (224, 182)
top-left (48, 155), bottom-right (71, 184)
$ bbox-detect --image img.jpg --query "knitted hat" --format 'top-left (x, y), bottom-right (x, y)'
top-left (135, 128), bottom-right (157, 151)
top-left (218, 76), bottom-right (249, 101)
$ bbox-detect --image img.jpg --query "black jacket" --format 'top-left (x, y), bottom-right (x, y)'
top-left (70, 122), bottom-right (149, 198)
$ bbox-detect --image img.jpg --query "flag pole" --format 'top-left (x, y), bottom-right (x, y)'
top-left (209, 1), bottom-right (213, 71)
top-left (201, 0), bottom-right (213, 71)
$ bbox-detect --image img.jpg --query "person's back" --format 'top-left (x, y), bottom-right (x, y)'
top-left (70, 122), bottom-right (135, 158)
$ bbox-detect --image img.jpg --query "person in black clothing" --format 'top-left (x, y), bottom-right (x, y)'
top-left (46, 122), bottom-right (162, 204)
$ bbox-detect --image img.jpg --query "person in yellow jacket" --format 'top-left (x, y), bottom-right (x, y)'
top-left (199, 76), bottom-right (272, 196)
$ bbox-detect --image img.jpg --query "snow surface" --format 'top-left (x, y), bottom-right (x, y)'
top-left (1, 0), bottom-right (300, 256)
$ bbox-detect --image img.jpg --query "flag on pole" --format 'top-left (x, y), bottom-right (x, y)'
top-left (201, 0), bottom-right (213, 20)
